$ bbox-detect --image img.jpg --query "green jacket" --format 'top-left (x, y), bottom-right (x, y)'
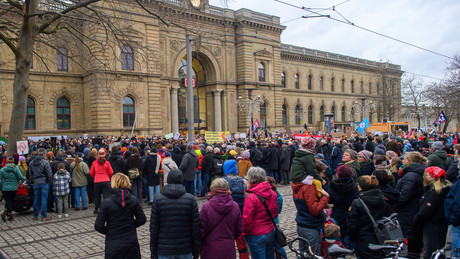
top-left (427, 150), bottom-right (451, 171)
top-left (70, 160), bottom-right (90, 187)
top-left (290, 148), bottom-right (319, 183)
top-left (0, 163), bottom-right (26, 191)
top-left (345, 160), bottom-right (360, 181)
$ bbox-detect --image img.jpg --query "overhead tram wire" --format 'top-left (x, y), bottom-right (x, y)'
top-left (274, 0), bottom-right (453, 60)
top-left (282, 0), bottom-right (351, 24)
top-left (403, 71), bottom-right (443, 81)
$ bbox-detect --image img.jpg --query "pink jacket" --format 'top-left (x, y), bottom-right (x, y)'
top-left (243, 181), bottom-right (278, 236)
top-left (90, 158), bottom-right (114, 183)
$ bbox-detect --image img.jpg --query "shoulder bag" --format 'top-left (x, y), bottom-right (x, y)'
top-left (255, 194), bottom-right (287, 247)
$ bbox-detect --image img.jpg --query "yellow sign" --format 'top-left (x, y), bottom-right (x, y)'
top-left (205, 131), bottom-right (230, 142)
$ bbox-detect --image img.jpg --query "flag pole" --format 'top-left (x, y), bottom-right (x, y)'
top-left (131, 110), bottom-right (139, 138)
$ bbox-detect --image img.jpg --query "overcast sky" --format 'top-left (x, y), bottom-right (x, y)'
top-left (209, 0), bottom-right (460, 84)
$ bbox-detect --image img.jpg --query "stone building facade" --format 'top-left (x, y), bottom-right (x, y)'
top-left (0, 0), bottom-right (403, 137)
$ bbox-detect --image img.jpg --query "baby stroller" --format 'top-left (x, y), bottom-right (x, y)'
top-left (13, 180), bottom-right (34, 212)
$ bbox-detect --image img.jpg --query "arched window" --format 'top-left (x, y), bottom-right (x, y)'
top-left (57, 97), bottom-right (70, 129)
top-left (320, 106), bottom-right (325, 122)
top-left (331, 106), bottom-right (335, 116)
top-left (260, 103), bottom-right (266, 128)
top-left (281, 72), bottom-right (286, 88)
top-left (351, 107), bottom-right (355, 122)
top-left (123, 96), bottom-right (135, 127)
top-left (341, 79), bottom-right (345, 92)
top-left (282, 105), bottom-right (287, 125)
top-left (331, 77), bottom-right (335, 92)
top-left (351, 80), bottom-right (355, 93)
top-left (295, 74), bottom-right (299, 89)
top-left (57, 47), bottom-right (68, 71)
top-left (360, 81), bottom-right (364, 93)
top-left (295, 105), bottom-right (301, 125)
top-left (258, 63), bottom-right (265, 82)
top-left (308, 75), bottom-right (312, 90)
top-left (121, 45), bottom-right (134, 70)
top-left (320, 76), bottom-right (324, 91)
top-left (25, 97), bottom-right (36, 130)
top-left (377, 81), bottom-right (380, 95)
top-left (368, 82), bottom-right (372, 95)
top-left (341, 106), bottom-right (346, 122)
top-left (308, 105), bottom-right (313, 125)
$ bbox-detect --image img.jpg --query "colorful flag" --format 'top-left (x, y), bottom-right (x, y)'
top-left (357, 118), bottom-right (371, 133)
top-left (433, 110), bottom-right (447, 127)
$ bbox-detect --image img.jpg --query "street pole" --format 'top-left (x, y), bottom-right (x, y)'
top-left (186, 35), bottom-right (194, 144)
top-left (361, 99), bottom-right (365, 121)
top-left (423, 105), bottom-right (427, 132)
top-left (249, 96), bottom-right (252, 142)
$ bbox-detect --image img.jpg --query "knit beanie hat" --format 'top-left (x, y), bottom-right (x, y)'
top-left (167, 169), bottom-right (183, 184)
top-left (98, 149), bottom-right (106, 157)
top-left (243, 150), bottom-right (250, 159)
top-left (426, 166), bottom-right (446, 180)
top-left (19, 156), bottom-right (26, 162)
top-left (165, 152), bottom-right (171, 157)
top-left (324, 224), bottom-right (340, 239)
top-left (229, 150), bottom-right (237, 156)
top-left (358, 150), bottom-right (372, 161)
top-left (386, 151), bottom-right (397, 160)
top-left (301, 136), bottom-right (316, 150)
top-left (6, 157), bottom-right (14, 163)
top-left (121, 147), bottom-right (127, 153)
top-left (337, 165), bottom-right (353, 178)
top-left (431, 141), bottom-right (443, 150)
top-left (223, 160), bottom-right (238, 175)
top-left (345, 149), bottom-right (357, 160)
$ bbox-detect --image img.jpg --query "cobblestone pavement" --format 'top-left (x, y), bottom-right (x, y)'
top-left (0, 184), bottom-right (340, 258)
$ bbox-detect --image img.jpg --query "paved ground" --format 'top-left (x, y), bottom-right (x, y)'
top-left (0, 184), bottom-right (304, 259)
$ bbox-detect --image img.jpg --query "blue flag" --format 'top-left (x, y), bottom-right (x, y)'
top-left (357, 118), bottom-right (371, 133)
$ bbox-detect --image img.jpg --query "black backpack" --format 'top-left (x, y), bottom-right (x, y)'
top-left (213, 158), bottom-right (224, 176)
top-left (253, 148), bottom-right (263, 163)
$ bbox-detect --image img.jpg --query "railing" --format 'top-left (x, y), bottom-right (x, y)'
top-left (281, 44), bottom-right (401, 70)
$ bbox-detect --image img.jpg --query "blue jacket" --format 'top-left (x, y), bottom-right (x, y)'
top-left (402, 142), bottom-right (412, 155)
top-left (445, 178), bottom-right (460, 226)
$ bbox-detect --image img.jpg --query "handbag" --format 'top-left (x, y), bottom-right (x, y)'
top-left (128, 168), bottom-right (140, 180)
top-left (359, 198), bottom-right (404, 244)
top-left (254, 194), bottom-right (288, 247)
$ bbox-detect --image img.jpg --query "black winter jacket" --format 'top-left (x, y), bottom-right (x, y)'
top-left (50, 156), bottom-right (70, 175)
top-left (201, 153), bottom-right (214, 175)
top-left (150, 184), bottom-right (200, 258)
top-left (94, 188), bottom-right (146, 259)
top-left (358, 161), bottom-right (375, 177)
top-left (29, 156), bottom-right (53, 185)
top-left (395, 163), bottom-right (426, 238)
top-left (143, 154), bottom-right (160, 186)
top-left (446, 159), bottom-right (459, 183)
top-left (179, 151), bottom-right (199, 182)
top-left (328, 177), bottom-right (357, 235)
top-left (268, 147), bottom-right (280, 170)
top-left (107, 154), bottom-right (124, 174)
top-left (347, 189), bottom-right (390, 259)
top-left (414, 184), bottom-right (451, 231)
top-left (127, 154), bottom-right (143, 179)
top-left (377, 184), bottom-right (400, 212)
top-left (261, 147), bottom-right (272, 171)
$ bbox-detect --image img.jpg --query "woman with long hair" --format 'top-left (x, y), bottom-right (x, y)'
top-left (413, 166), bottom-right (452, 259)
top-left (70, 154), bottom-right (90, 211)
top-left (90, 149), bottom-right (114, 215)
top-left (95, 173), bottom-right (146, 259)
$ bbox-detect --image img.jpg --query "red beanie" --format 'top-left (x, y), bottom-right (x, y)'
top-left (425, 166), bottom-right (445, 180)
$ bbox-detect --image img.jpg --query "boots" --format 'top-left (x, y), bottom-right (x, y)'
top-left (1, 211), bottom-right (6, 222)
top-left (7, 213), bottom-right (14, 221)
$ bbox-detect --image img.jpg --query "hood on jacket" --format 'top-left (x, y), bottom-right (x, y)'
top-left (162, 184), bottom-right (187, 199)
top-left (57, 169), bottom-right (67, 176)
top-left (110, 188), bottom-right (133, 207)
top-left (433, 150), bottom-right (448, 160)
top-left (32, 156), bottom-right (45, 166)
top-left (329, 177), bottom-right (357, 193)
top-left (188, 150), bottom-right (198, 157)
top-left (2, 163), bottom-right (16, 171)
top-left (294, 149), bottom-right (315, 158)
top-left (223, 160), bottom-right (238, 175)
top-left (359, 188), bottom-right (385, 207)
top-left (209, 194), bottom-right (234, 214)
top-left (378, 185), bottom-right (400, 204)
top-left (403, 163), bottom-right (427, 176)
top-left (248, 181), bottom-right (273, 200)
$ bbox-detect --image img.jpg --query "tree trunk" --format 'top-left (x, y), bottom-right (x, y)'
top-left (416, 113), bottom-right (421, 129)
top-left (443, 120), bottom-right (450, 133)
top-left (7, 18), bottom-right (36, 154)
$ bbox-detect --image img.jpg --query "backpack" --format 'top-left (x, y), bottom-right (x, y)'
top-left (213, 158), bottom-right (224, 176)
top-left (224, 176), bottom-right (245, 212)
top-left (253, 148), bottom-right (263, 163)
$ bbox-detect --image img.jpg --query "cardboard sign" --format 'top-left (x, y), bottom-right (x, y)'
top-left (165, 133), bottom-right (174, 139)
top-left (174, 132), bottom-right (181, 140)
top-left (345, 127), bottom-right (352, 138)
top-left (331, 132), bottom-right (343, 138)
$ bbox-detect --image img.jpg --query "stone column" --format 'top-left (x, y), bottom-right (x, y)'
top-left (213, 90), bottom-right (223, 132)
top-left (170, 86), bottom-right (179, 133)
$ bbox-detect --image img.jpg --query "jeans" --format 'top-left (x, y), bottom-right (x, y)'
top-left (280, 170), bottom-right (289, 185)
top-left (245, 229), bottom-right (276, 259)
top-left (3, 191), bottom-right (16, 213)
top-left (131, 177), bottom-right (143, 201)
top-left (183, 180), bottom-right (195, 196)
top-left (297, 226), bottom-right (321, 256)
top-left (74, 186), bottom-right (87, 208)
top-left (33, 183), bottom-right (50, 218)
top-left (148, 185), bottom-right (160, 202)
top-left (267, 170), bottom-right (278, 183)
top-left (56, 194), bottom-right (69, 214)
top-left (201, 174), bottom-right (211, 196)
top-left (158, 253), bottom-right (192, 259)
top-left (94, 181), bottom-right (111, 209)
top-left (195, 170), bottom-right (202, 195)
top-left (143, 178), bottom-right (150, 201)
top-left (451, 225), bottom-right (460, 257)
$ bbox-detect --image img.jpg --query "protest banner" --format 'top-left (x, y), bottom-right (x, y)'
top-left (165, 133), bottom-right (174, 139)
top-left (205, 131), bottom-right (230, 142)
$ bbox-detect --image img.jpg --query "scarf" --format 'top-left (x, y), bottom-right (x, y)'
top-left (398, 162), bottom-right (419, 177)
top-left (207, 188), bottom-right (232, 200)
top-left (19, 162), bottom-right (27, 171)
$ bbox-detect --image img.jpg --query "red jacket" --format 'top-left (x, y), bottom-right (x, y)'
top-left (90, 158), bottom-right (114, 183)
top-left (243, 181), bottom-right (278, 236)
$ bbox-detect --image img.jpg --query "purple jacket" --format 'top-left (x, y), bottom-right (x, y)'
top-left (200, 194), bottom-right (243, 259)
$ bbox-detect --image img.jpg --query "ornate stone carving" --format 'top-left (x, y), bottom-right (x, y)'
top-left (0, 90), bottom-right (7, 104)
top-left (28, 88), bottom-right (45, 105)
top-left (116, 84), bottom-right (144, 105)
top-left (49, 87), bottom-right (80, 106)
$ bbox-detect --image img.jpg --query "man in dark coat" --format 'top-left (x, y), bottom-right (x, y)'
top-left (143, 151), bottom-right (160, 204)
top-left (179, 144), bottom-right (199, 195)
top-left (279, 142), bottom-right (291, 185)
top-left (150, 169), bottom-right (200, 259)
top-left (428, 141), bottom-right (451, 171)
top-left (261, 143), bottom-right (272, 174)
top-left (268, 143), bottom-right (280, 182)
top-left (200, 146), bottom-right (214, 196)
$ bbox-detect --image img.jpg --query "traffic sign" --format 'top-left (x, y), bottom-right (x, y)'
top-left (17, 141), bottom-right (29, 155)
top-left (184, 78), bottom-right (196, 88)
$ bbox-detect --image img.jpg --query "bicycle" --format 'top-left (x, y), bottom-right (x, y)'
top-left (288, 237), bottom-right (323, 259)
top-left (326, 243), bottom-right (353, 259)
top-left (431, 243), bottom-right (460, 259)
top-left (368, 239), bottom-right (408, 259)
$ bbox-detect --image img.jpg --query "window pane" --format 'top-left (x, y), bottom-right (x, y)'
top-left (27, 107), bottom-right (34, 114)
top-left (57, 108), bottom-right (63, 114)
top-left (63, 117), bottom-right (70, 129)
top-left (123, 96), bottom-right (134, 104)
top-left (64, 108), bottom-right (70, 114)
top-left (58, 98), bottom-right (69, 106)
top-left (123, 106), bottom-right (128, 113)
top-left (27, 97), bottom-right (35, 106)
top-left (129, 106), bottom-right (135, 113)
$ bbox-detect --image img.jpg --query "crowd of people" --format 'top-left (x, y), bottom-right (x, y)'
top-left (0, 131), bottom-right (460, 259)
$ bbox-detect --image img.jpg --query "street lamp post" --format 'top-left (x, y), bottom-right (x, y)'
top-left (236, 89), bottom-right (264, 141)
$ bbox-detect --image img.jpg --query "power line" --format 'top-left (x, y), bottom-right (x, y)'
top-left (404, 71), bottom-right (443, 81)
top-left (274, 0), bottom-right (453, 60)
